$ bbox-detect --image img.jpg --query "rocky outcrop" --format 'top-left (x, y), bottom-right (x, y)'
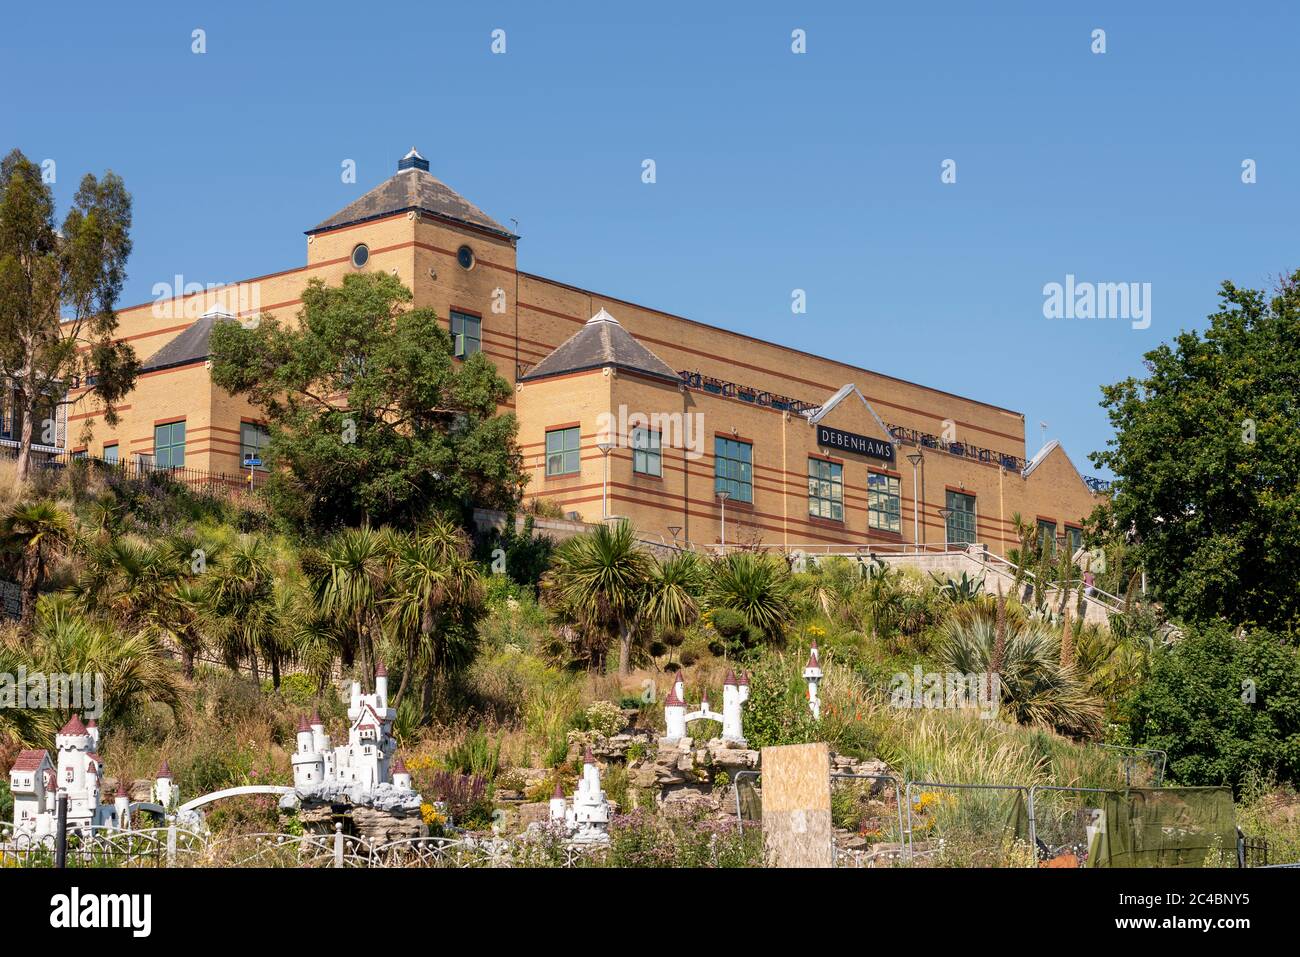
top-left (278, 782), bottom-right (427, 844)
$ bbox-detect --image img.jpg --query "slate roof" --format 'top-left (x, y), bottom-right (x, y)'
top-left (520, 308), bottom-right (680, 384)
top-left (308, 156), bottom-right (516, 239)
top-left (139, 311), bottom-right (229, 372)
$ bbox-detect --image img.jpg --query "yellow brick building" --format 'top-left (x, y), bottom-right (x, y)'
top-left (62, 148), bottom-right (1102, 555)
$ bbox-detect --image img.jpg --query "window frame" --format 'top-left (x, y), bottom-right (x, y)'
top-left (102, 442), bottom-right (118, 465)
top-left (240, 421), bottom-right (271, 471)
top-left (545, 426), bottom-right (581, 477)
top-left (867, 470), bottom-right (902, 533)
top-left (1037, 519), bottom-right (1058, 556)
top-left (153, 420), bottom-right (186, 469)
top-left (449, 309), bottom-right (482, 359)
top-left (714, 436), bottom-right (753, 504)
top-left (807, 456), bottom-right (844, 522)
top-left (631, 426), bottom-right (662, 477)
top-left (945, 489), bottom-right (977, 545)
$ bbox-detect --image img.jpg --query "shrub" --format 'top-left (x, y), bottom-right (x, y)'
top-left (581, 700), bottom-right (626, 739)
top-left (1125, 625), bottom-right (1300, 792)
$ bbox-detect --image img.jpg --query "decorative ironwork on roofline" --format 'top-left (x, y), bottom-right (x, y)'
top-left (677, 370), bottom-right (819, 414)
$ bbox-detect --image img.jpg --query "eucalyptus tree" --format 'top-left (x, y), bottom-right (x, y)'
top-left (0, 149), bottom-right (139, 482)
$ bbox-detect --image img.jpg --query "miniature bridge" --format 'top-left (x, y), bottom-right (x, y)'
top-left (177, 785), bottom-right (296, 815)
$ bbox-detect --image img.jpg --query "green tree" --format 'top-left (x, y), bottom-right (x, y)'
top-left (543, 520), bottom-right (653, 676)
top-left (1125, 624), bottom-right (1300, 791)
top-left (1090, 273), bottom-right (1300, 632)
top-left (0, 149), bottom-right (138, 481)
top-left (208, 271), bottom-right (526, 530)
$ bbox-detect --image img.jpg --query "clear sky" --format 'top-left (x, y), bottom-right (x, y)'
top-left (3, 1), bottom-right (1296, 477)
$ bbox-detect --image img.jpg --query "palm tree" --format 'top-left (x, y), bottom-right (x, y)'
top-left (308, 525), bottom-right (392, 684)
top-left (707, 551), bottom-right (795, 645)
top-left (644, 551), bottom-right (706, 636)
top-left (18, 595), bottom-right (182, 726)
top-left (543, 520), bottom-right (652, 676)
top-left (2, 499), bottom-right (74, 630)
top-left (385, 518), bottom-right (484, 714)
top-left (938, 604), bottom-right (1102, 738)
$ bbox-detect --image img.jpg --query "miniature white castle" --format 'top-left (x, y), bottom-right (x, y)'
top-left (6, 714), bottom-right (176, 842)
top-left (290, 663), bottom-right (412, 795)
top-left (803, 641), bottom-right (824, 720)
top-left (549, 746), bottom-right (611, 843)
top-left (663, 668), bottom-right (749, 745)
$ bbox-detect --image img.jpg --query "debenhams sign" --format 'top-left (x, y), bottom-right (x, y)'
top-left (816, 424), bottom-right (895, 462)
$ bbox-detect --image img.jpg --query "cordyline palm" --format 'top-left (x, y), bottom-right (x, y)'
top-left (385, 518), bottom-right (484, 713)
top-left (793, 556), bottom-right (859, 622)
top-left (309, 525), bottom-right (392, 684)
top-left (644, 551), bottom-right (706, 637)
top-left (707, 551), bottom-right (795, 645)
top-left (2, 499), bottom-right (74, 631)
top-left (203, 534), bottom-right (283, 685)
top-left (544, 520), bottom-right (652, 676)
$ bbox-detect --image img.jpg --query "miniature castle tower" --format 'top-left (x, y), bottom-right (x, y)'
top-left (564, 746), bottom-right (610, 842)
top-left (391, 758), bottom-right (412, 791)
top-left (721, 669), bottom-right (749, 743)
top-left (549, 779), bottom-right (567, 823)
top-left (154, 759), bottom-right (176, 810)
top-left (663, 672), bottom-right (687, 741)
top-left (55, 714), bottom-right (106, 828)
top-left (113, 781), bottom-right (130, 829)
top-left (292, 713), bottom-right (326, 787)
top-left (803, 641), bottom-right (824, 720)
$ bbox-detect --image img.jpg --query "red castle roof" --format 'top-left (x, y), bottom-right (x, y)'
top-left (392, 757), bottom-right (408, 774)
top-left (59, 714), bottom-right (87, 736)
top-left (553, 780), bottom-right (565, 800)
top-left (157, 759), bottom-right (172, 778)
top-left (583, 746), bottom-right (596, 766)
top-left (297, 714), bottom-right (312, 733)
top-left (723, 669), bottom-right (737, 687)
top-left (375, 661), bottom-right (387, 678)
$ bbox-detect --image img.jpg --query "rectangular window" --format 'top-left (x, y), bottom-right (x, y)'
top-left (72, 449), bottom-right (88, 461)
top-left (714, 437), bottom-right (753, 503)
top-left (103, 443), bottom-right (118, 465)
top-left (631, 427), bottom-right (661, 476)
top-left (807, 458), bottom-right (843, 521)
top-left (1038, 519), bottom-right (1058, 555)
top-left (450, 310), bottom-right (482, 358)
top-left (945, 490), bottom-right (977, 545)
top-left (154, 421), bottom-right (186, 469)
top-left (545, 426), bottom-right (581, 476)
top-left (868, 472), bottom-right (901, 533)
top-left (1065, 525), bottom-right (1083, 555)
top-left (240, 421), bottom-right (271, 470)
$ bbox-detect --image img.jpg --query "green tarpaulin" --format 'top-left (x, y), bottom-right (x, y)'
top-left (1087, 787), bottom-right (1236, 868)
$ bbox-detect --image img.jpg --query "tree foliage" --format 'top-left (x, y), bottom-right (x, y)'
top-left (1090, 273), bottom-right (1300, 632)
top-left (0, 148), bottom-right (138, 480)
top-left (209, 271), bottom-right (526, 530)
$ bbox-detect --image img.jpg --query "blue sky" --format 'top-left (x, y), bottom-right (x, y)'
top-left (3, 1), bottom-right (1296, 477)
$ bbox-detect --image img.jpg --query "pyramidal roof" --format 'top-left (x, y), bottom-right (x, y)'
top-left (308, 148), bottom-right (516, 239)
top-left (520, 308), bottom-right (680, 384)
top-left (140, 306), bottom-right (234, 372)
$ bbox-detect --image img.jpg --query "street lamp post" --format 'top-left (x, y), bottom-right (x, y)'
top-left (938, 506), bottom-right (953, 549)
top-left (906, 452), bottom-right (924, 552)
top-left (597, 441), bottom-right (614, 520)
top-left (717, 489), bottom-right (730, 553)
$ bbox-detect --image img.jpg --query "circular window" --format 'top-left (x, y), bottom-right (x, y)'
top-left (457, 245), bottom-right (475, 270)
top-left (350, 244), bottom-right (369, 268)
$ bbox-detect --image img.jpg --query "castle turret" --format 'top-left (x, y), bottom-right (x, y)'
top-left (113, 781), bottom-right (130, 829)
top-left (375, 661), bottom-right (388, 710)
top-left (295, 714), bottom-right (314, 754)
top-left (721, 670), bottom-right (746, 743)
top-left (86, 718), bottom-right (100, 752)
top-left (154, 759), bottom-right (175, 810)
top-left (391, 757), bottom-right (412, 791)
top-left (803, 642), bottom-right (824, 720)
top-left (292, 714), bottom-right (326, 788)
top-left (549, 779), bottom-right (566, 822)
top-left (663, 675), bottom-right (687, 742)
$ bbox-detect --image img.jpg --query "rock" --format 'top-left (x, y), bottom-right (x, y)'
top-left (352, 804), bottom-right (425, 844)
top-left (709, 747), bottom-right (759, 770)
top-left (518, 802), bottom-right (551, 828)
